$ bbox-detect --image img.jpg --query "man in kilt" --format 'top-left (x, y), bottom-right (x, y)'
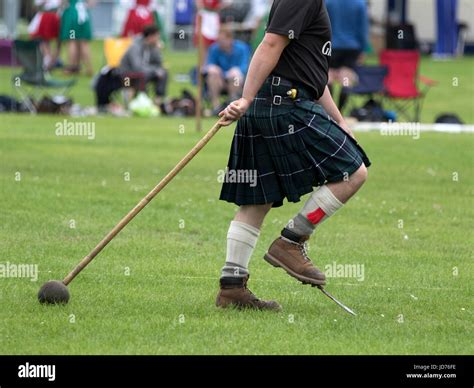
top-left (216, 0), bottom-right (371, 311)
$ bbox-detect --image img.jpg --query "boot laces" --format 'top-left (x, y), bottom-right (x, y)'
top-left (283, 237), bottom-right (312, 263)
top-left (299, 241), bottom-right (312, 262)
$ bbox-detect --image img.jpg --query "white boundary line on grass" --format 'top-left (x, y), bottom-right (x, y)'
top-left (353, 122), bottom-right (474, 133)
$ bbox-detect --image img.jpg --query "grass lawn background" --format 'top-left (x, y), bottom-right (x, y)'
top-left (0, 40), bottom-right (472, 355)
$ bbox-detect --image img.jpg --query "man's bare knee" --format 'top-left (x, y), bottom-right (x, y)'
top-left (240, 203), bottom-right (272, 216)
top-left (207, 65), bottom-right (222, 77)
top-left (350, 164), bottom-right (368, 188)
top-left (234, 203), bottom-right (273, 229)
top-left (226, 68), bottom-right (243, 81)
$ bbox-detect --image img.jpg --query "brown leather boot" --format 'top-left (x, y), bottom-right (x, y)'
top-left (216, 275), bottom-right (281, 311)
top-left (264, 230), bottom-right (326, 286)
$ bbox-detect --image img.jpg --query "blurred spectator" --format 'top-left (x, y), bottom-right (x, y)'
top-left (60, 0), bottom-right (95, 76)
top-left (195, 0), bottom-right (221, 61)
top-left (242, 0), bottom-right (269, 30)
top-left (122, 0), bottom-right (166, 42)
top-left (205, 26), bottom-right (250, 114)
top-left (218, 0), bottom-right (250, 23)
top-left (120, 24), bottom-right (168, 106)
top-left (243, 0), bottom-right (271, 51)
top-left (151, 0), bottom-right (167, 45)
top-left (326, 0), bottom-right (369, 110)
top-left (122, 0), bottom-right (155, 37)
top-left (28, 0), bottom-right (62, 70)
top-left (95, 25), bottom-right (167, 113)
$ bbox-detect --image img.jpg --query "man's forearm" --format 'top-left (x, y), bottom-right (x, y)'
top-left (242, 39), bottom-right (285, 103)
top-left (317, 86), bottom-right (345, 124)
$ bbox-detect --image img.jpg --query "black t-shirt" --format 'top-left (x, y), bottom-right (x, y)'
top-left (266, 0), bottom-right (332, 99)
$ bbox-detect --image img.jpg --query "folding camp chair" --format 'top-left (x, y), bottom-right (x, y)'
top-left (12, 40), bottom-right (76, 113)
top-left (343, 65), bottom-right (388, 115)
top-left (380, 50), bottom-right (437, 122)
top-left (104, 37), bottom-right (133, 68)
top-left (103, 37), bottom-right (145, 105)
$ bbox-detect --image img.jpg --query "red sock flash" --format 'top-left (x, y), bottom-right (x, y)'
top-left (306, 208), bottom-right (326, 225)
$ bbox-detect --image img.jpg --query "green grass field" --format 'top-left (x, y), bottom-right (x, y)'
top-left (0, 41), bottom-right (473, 355)
top-left (0, 114), bottom-right (472, 355)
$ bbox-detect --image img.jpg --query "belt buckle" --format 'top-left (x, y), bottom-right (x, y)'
top-left (273, 95), bottom-right (282, 105)
top-left (271, 76), bottom-right (281, 86)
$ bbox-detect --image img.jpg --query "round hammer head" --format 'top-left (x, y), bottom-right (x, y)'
top-left (38, 280), bottom-right (70, 305)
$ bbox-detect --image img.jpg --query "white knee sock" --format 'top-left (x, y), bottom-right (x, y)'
top-left (285, 185), bottom-right (343, 238)
top-left (221, 221), bottom-right (260, 278)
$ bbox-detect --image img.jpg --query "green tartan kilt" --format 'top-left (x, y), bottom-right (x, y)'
top-left (219, 77), bottom-right (371, 208)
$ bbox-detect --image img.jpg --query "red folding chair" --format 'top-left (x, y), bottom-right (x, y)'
top-left (380, 50), bottom-right (437, 122)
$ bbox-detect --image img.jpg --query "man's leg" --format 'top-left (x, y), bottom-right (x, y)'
top-left (79, 41), bottom-right (93, 76)
top-left (95, 71), bottom-right (122, 112)
top-left (153, 69), bottom-right (168, 107)
top-left (216, 204), bottom-right (281, 311)
top-left (325, 164), bottom-right (368, 203)
top-left (206, 65), bottom-right (225, 112)
top-left (40, 41), bottom-right (52, 69)
top-left (225, 67), bottom-right (244, 101)
top-left (65, 40), bottom-right (79, 72)
top-left (220, 204), bottom-right (271, 278)
top-left (287, 163), bottom-right (368, 235)
top-left (337, 67), bottom-right (356, 111)
top-left (327, 68), bottom-right (339, 92)
top-left (265, 164), bottom-right (368, 285)
top-left (338, 88), bottom-right (350, 111)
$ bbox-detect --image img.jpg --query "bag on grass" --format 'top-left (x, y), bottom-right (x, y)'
top-left (350, 99), bottom-right (389, 122)
top-left (0, 95), bottom-right (28, 112)
top-left (435, 114), bottom-right (464, 125)
top-left (161, 89), bottom-right (196, 117)
top-left (37, 95), bottom-right (73, 114)
top-left (129, 92), bottom-right (159, 118)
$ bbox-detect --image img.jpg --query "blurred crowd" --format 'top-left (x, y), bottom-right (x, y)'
top-left (28, 0), bottom-right (167, 74)
top-left (25, 0), bottom-right (274, 115)
top-left (25, 0), bottom-right (371, 117)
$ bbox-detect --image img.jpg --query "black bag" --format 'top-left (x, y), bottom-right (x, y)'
top-left (0, 95), bottom-right (27, 112)
top-left (435, 114), bottom-right (464, 125)
top-left (162, 89), bottom-right (196, 117)
top-left (350, 99), bottom-right (388, 122)
top-left (37, 95), bottom-right (73, 114)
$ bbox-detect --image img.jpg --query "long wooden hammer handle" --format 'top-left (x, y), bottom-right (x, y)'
top-left (63, 120), bottom-right (223, 285)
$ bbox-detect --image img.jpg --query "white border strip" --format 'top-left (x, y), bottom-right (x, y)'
top-left (353, 122), bottom-right (474, 133)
